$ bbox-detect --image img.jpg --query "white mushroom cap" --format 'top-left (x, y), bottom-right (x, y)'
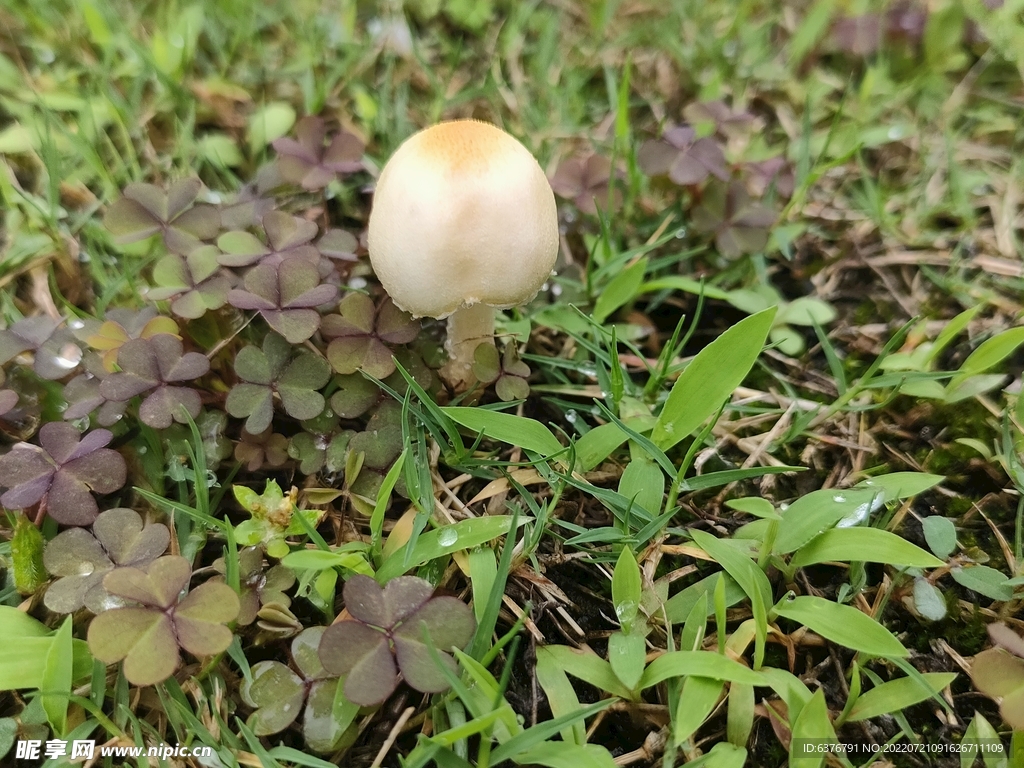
top-left (367, 120), bottom-right (558, 319)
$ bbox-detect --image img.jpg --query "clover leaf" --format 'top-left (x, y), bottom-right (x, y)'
top-left (217, 211), bottom-right (320, 268)
top-left (0, 316), bottom-right (83, 380)
top-left (227, 259), bottom-right (338, 343)
top-left (79, 307), bottom-right (180, 371)
top-left (43, 507), bottom-right (170, 614)
top-left (0, 369), bottom-right (18, 418)
top-left (87, 555), bottom-right (239, 686)
top-left (638, 125), bottom-right (729, 186)
top-left (99, 334), bottom-right (210, 429)
top-left (242, 627), bottom-right (345, 752)
top-left (62, 354), bottom-right (130, 425)
top-left (473, 343), bottom-right (531, 402)
top-left (329, 373), bottom-right (383, 419)
top-left (692, 180), bottom-right (777, 258)
top-left (316, 228), bottom-right (359, 266)
top-left (226, 332), bottom-right (331, 435)
top-left (0, 422), bottom-right (127, 526)
top-left (146, 246), bottom-right (231, 319)
top-left (322, 294), bottom-right (418, 379)
top-left (682, 100), bottom-right (754, 139)
top-left (215, 546), bottom-right (295, 625)
top-left (235, 427), bottom-right (290, 471)
top-left (549, 154), bottom-right (621, 215)
top-left (971, 622), bottom-right (1024, 730)
top-left (318, 574), bottom-right (475, 706)
top-left (103, 178), bottom-right (221, 254)
top-left (288, 415), bottom-right (355, 476)
top-left (272, 116), bottom-right (365, 190)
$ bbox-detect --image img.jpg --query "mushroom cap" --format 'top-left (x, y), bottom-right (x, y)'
top-left (367, 120), bottom-right (558, 319)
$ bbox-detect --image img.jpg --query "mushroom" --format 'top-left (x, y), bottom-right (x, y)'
top-left (367, 119), bottom-right (558, 390)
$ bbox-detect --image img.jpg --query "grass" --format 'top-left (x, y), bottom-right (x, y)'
top-left (1, 0), bottom-right (1024, 766)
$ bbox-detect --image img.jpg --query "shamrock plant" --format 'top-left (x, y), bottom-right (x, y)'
top-left (99, 334), bottom-right (211, 428)
top-left (43, 507), bottom-right (170, 614)
top-left (87, 556), bottom-right (239, 686)
top-left (147, 246), bottom-right (231, 319)
top-left (215, 546), bottom-right (295, 626)
top-left (322, 293), bottom-right (419, 379)
top-left (318, 575), bottom-right (476, 706)
top-left (241, 627), bottom-right (346, 752)
top-left (227, 259), bottom-right (338, 343)
top-left (272, 115), bottom-right (365, 190)
top-left (971, 623), bottom-right (1024, 730)
top-left (225, 332), bottom-right (331, 435)
top-left (103, 178), bottom-right (220, 254)
top-left (0, 422), bottom-right (127, 525)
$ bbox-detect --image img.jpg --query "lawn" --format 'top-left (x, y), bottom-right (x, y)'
top-left (0, 1), bottom-right (1023, 767)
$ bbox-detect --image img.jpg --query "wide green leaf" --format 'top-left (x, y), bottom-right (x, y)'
top-left (40, 617), bottom-right (75, 735)
top-left (773, 487), bottom-right (879, 554)
top-left (376, 515), bottom-right (525, 582)
top-left (774, 595), bottom-right (908, 658)
top-left (640, 651), bottom-right (763, 688)
top-left (690, 530), bottom-right (771, 667)
top-left (789, 689), bottom-right (836, 768)
top-left (442, 407), bottom-right (562, 457)
top-left (652, 307), bottom-right (775, 450)
top-left (593, 257), bottom-right (648, 324)
top-left (791, 528), bottom-right (945, 568)
top-left (536, 645), bottom-right (633, 699)
top-left (514, 742), bottom-right (618, 768)
top-left (847, 672), bottom-right (957, 721)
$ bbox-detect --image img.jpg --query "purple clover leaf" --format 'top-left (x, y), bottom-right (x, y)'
top-left (638, 125), bottom-right (729, 186)
top-left (692, 181), bottom-right (777, 259)
top-left (682, 101), bottom-right (754, 140)
top-left (272, 116), bottom-right (365, 191)
top-left (217, 211), bottom-right (321, 268)
top-left (0, 317), bottom-right (84, 380)
top-left (43, 507), bottom-right (170, 614)
top-left (87, 555), bottom-right (240, 686)
top-left (472, 343), bottom-right (531, 402)
top-left (322, 294), bottom-right (418, 379)
top-left (99, 334), bottom-right (211, 429)
top-left (147, 246), bottom-right (232, 319)
top-left (0, 371), bottom-right (18, 418)
top-left (214, 546), bottom-right (295, 626)
top-left (103, 178), bottom-right (221, 255)
top-left (235, 427), bottom-right (290, 472)
top-left (329, 373), bottom-right (382, 419)
top-left (227, 259), bottom-right (338, 343)
top-left (242, 627), bottom-right (344, 752)
top-left (549, 154), bottom-right (621, 216)
top-left (0, 422), bottom-right (127, 526)
top-left (318, 574), bottom-right (476, 707)
top-left (77, 307), bottom-right (180, 371)
top-left (316, 228), bottom-right (359, 266)
top-left (226, 332), bottom-right (331, 435)
top-left (62, 353), bottom-right (130, 426)
top-left (287, 409), bottom-right (355, 476)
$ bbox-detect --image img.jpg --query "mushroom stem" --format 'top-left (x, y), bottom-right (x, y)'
top-left (440, 303), bottom-right (495, 391)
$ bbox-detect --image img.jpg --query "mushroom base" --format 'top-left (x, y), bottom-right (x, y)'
top-left (439, 303), bottom-right (495, 392)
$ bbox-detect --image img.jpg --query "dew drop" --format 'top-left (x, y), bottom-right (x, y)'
top-left (832, 494), bottom-right (846, 503)
top-left (674, 227), bottom-right (687, 239)
top-left (69, 319), bottom-right (86, 330)
top-left (615, 601), bottom-right (637, 623)
top-left (54, 343), bottom-right (83, 369)
top-left (78, 562), bottom-right (95, 576)
top-left (565, 410), bottom-right (578, 424)
top-left (349, 277), bottom-right (368, 290)
top-left (138, 446), bottom-right (148, 455)
top-left (437, 528), bottom-right (458, 547)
